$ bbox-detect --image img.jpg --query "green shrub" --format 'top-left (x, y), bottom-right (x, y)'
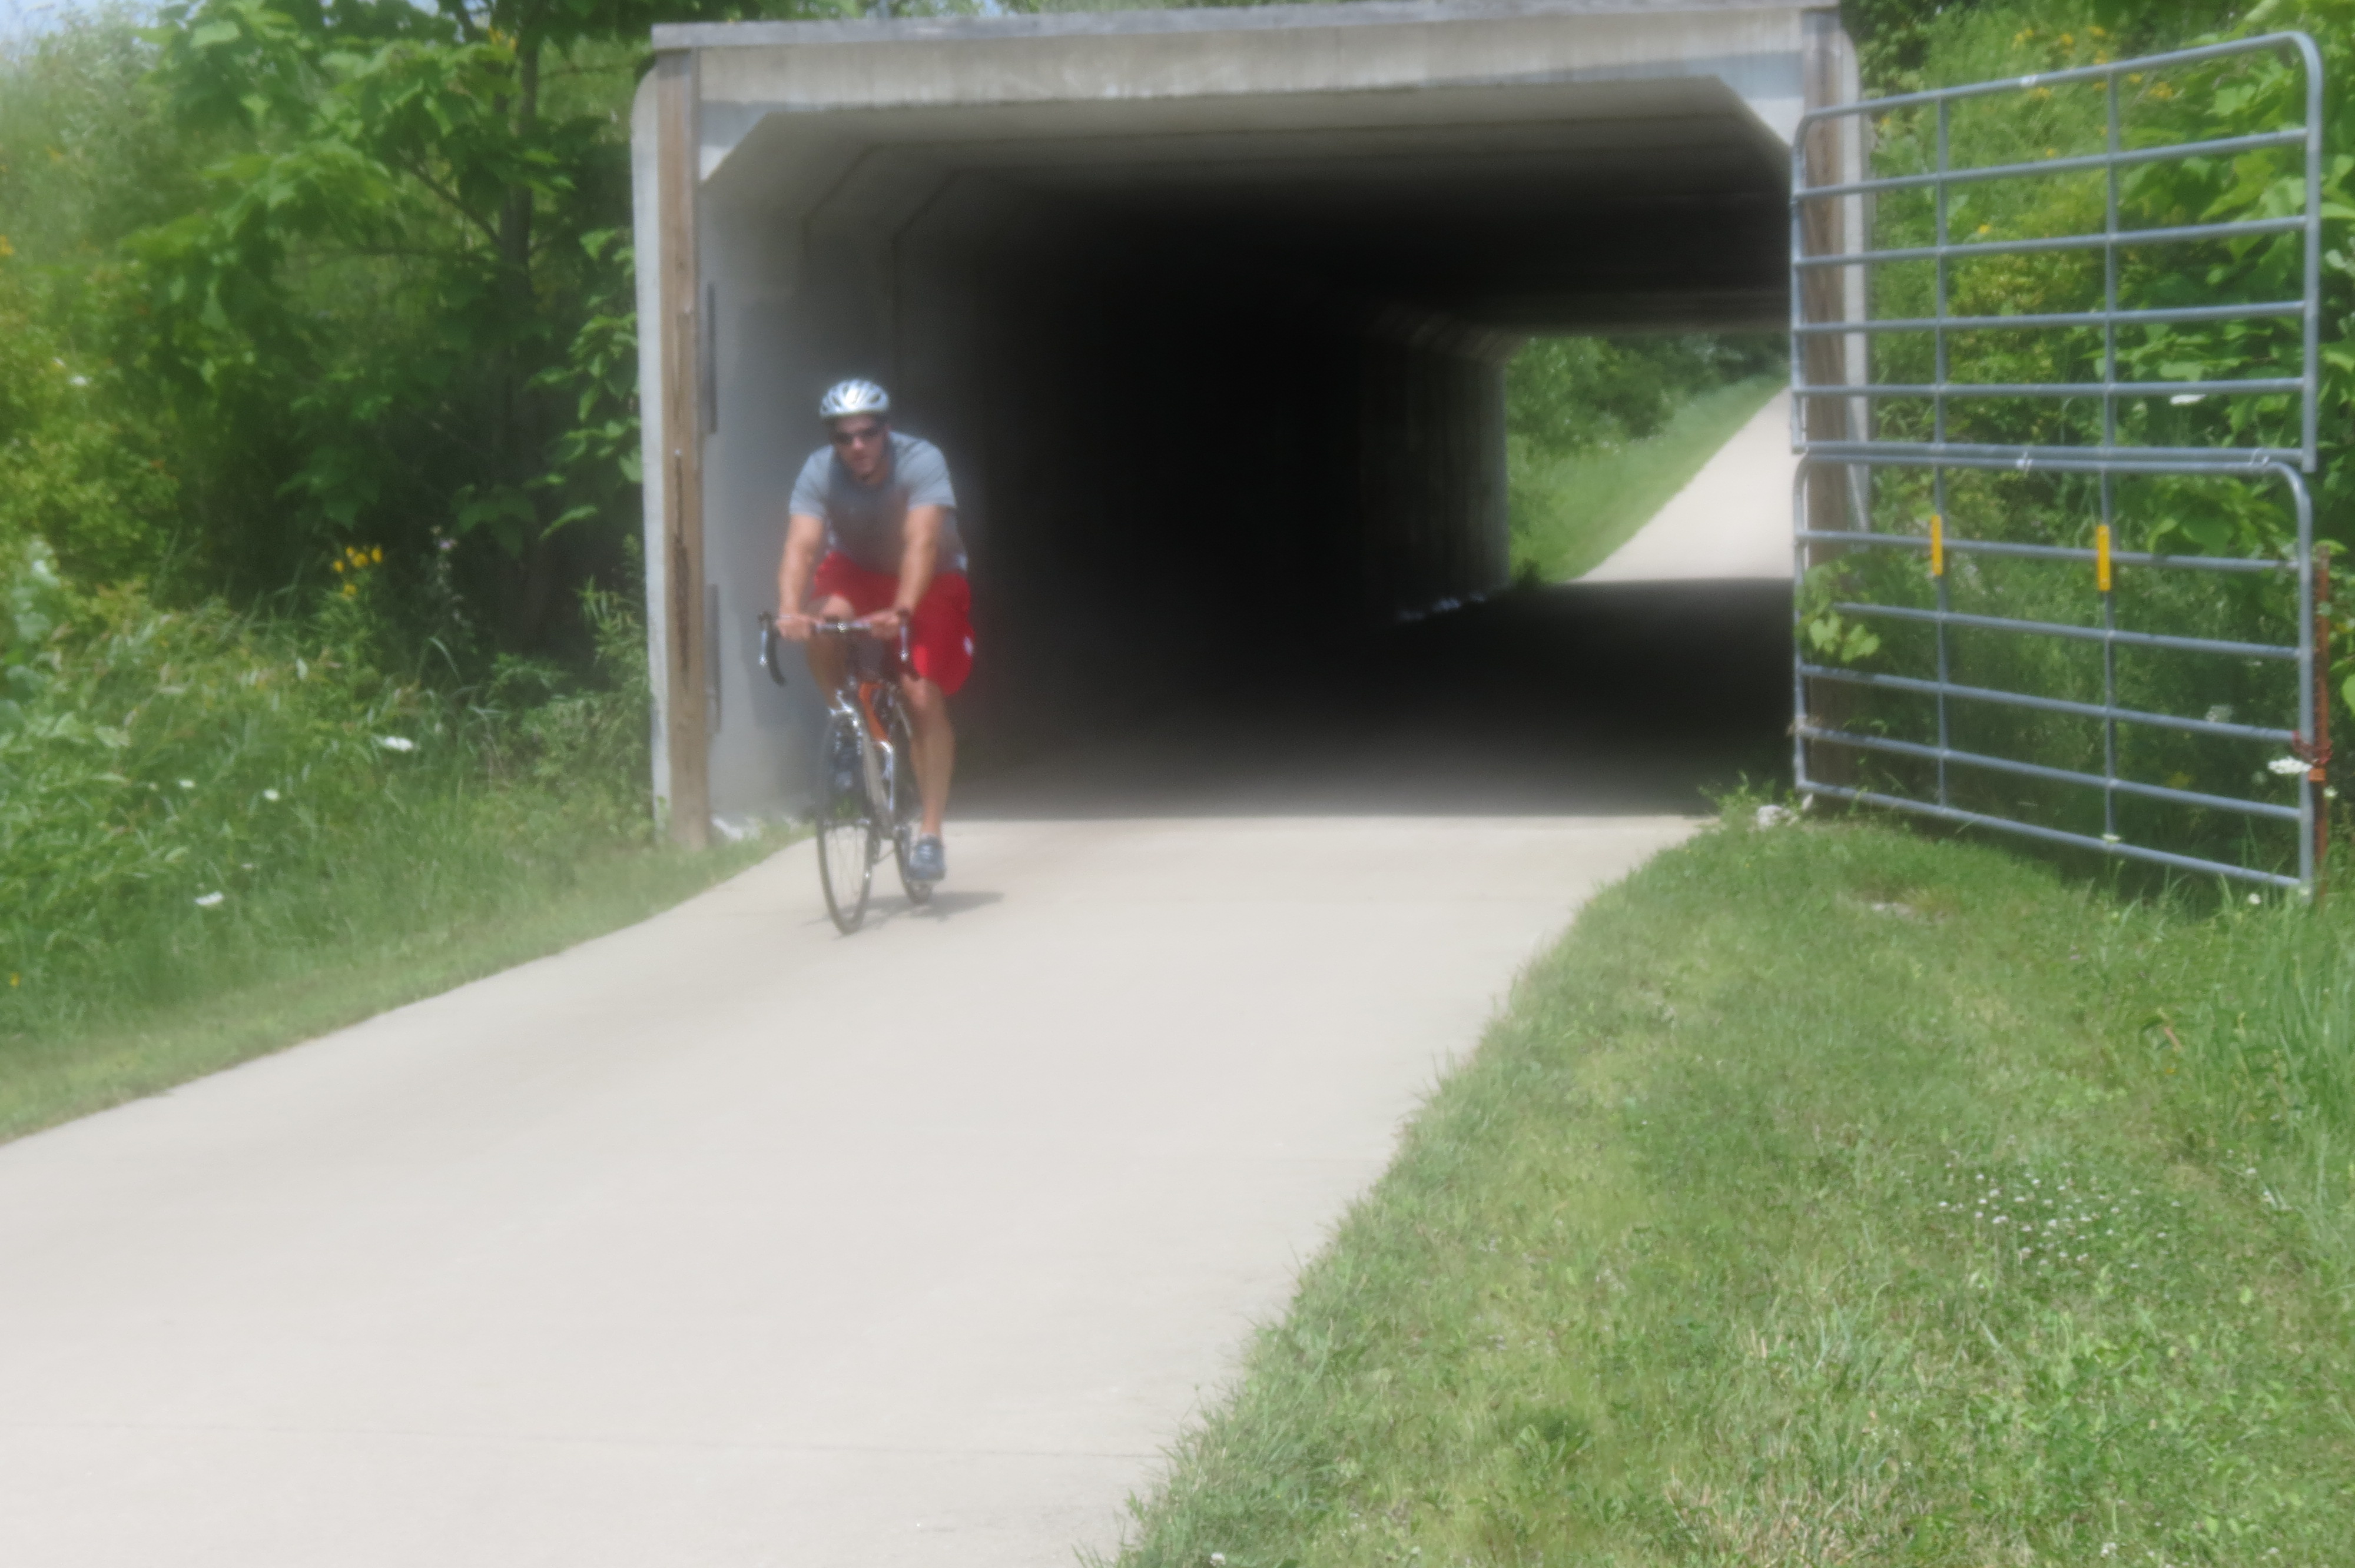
top-left (0, 274), bottom-right (184, 587)
top-left (0, 538), bottom-right (655, 1034)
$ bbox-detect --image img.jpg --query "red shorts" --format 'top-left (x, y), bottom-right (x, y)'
top-left (810, 552), bottom-right (975, 695)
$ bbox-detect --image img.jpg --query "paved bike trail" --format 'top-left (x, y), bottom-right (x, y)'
top-left (1583, 388), bottom-right (1795, 584)
top-left (0, 815), bottom-right (1693, 1566)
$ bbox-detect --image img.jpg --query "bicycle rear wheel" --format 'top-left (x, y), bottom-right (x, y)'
top-left (885, 702), bottom-right (933, 905)
top-left (816, 712), bottom-right (874, 933)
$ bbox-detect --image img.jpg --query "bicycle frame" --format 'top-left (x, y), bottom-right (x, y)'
top-left (758, 612), bottom-right (913, 814)
top-left (768, 603), bottom-right (923, 810)
top-left (757, 610), bottom-right (934, 928)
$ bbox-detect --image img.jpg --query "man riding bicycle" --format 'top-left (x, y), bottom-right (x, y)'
top-left (774, 380), bottom-right (971, 884)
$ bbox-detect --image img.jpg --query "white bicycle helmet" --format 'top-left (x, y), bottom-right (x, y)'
top-left (818, 378), bottom-right (891, 420)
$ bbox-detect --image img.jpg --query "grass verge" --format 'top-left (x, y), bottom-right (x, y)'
top-left (1110, 809), bottom-right (2355, 1566)
top-left (0, 831), bottom-right (780, 1146)
top-left (1510, 376), bottom-right (1783, 584)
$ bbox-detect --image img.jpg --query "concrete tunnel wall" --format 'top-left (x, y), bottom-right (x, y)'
top-left (631, 0), bottom-right (1852, 823)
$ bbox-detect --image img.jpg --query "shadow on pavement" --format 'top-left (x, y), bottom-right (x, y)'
top-left (958, 579), bottom-right (1792, 819)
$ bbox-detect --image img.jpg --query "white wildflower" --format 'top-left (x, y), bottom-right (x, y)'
top-left (2204, 704), bottom-right (2235, 723)
top-left (262, 788), bottom-right (281, 802)
top-left (178, 779), bottom-right (195, 789)
top-left (1755, 803), bottom-right (1796, 829)
top-left (2170, 393), bottom-right (2206, 406)
top-left (194, 892), bottom-right (225, 908)
top-left (377, 735), bottom-right (417, 753)
top-left (2268, 755), bottom-right (2308, 776)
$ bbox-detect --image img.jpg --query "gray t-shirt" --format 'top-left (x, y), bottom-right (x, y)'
top-left (788, 432), bottom-right (967, 576)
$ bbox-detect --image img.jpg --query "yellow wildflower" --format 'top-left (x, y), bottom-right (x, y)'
top-left (2058, 32), bottom-right (2074, 48)
top-left (0, 235), bottom-right (13, 258)
top-left (371, 545), bottom-right (384, 564)
top-left (1977, 223), bottom-right (1992, 235)
top-left (2089, 24), bottom-right (2107, 36)
top-left (331, 559), bottom-right (344, 573)
top-left (342, 583), bottom-right (358, 598)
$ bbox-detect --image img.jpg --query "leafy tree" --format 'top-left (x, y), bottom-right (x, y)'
top-left (119, 0), bottom-right (814, 653)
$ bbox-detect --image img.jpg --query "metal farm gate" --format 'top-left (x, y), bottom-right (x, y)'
top-left (1789, 32), bottom-right (2332, 895)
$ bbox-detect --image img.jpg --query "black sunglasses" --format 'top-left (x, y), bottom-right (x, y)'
top-left (830, 423), bottom-right (888, 447)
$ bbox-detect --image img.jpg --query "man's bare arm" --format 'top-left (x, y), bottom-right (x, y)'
top-left (891, 503), bottom-right (948, 620)
top-left (776, 512), bottom-right (827, 640)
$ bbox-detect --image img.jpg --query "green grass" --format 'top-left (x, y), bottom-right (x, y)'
top-left (1109, 809), bottom-right (2355, 1566)
top-left (1510, 375), bottom-right (1783, 584)
top-left (0, 832), bottom-right (780, 1146)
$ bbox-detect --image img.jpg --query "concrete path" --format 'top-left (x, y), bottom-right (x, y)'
top-left (0, 813), bottom-right (1693, 1567)
top-left (1582, 388), bottom-right (1796, 583)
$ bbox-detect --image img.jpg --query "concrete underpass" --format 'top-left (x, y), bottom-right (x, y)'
top-left (632, 0), bottom-right (1855, 826)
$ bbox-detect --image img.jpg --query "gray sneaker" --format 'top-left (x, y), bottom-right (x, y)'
top-left (905, 833), bottom-right (946, 883)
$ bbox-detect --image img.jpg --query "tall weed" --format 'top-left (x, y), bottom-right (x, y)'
top-left (2156, 878), bottom-right (2355, 1288)
top-left (0, 532), bottom-right (656, 1038)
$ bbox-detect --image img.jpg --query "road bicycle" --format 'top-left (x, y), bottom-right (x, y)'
top-left (758, 612), bottom-right (934, 933)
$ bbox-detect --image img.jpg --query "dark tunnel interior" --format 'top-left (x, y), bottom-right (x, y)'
top-left (956, 580), bottom-right (1797, 820)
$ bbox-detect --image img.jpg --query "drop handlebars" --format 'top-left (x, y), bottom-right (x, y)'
top-left (755, 610), bottom-right (914, 689)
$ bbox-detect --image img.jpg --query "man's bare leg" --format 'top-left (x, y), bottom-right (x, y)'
top-left (804, 594), bottom-right (855, 693)
top-left (900, 674), bottom-right (955, 837)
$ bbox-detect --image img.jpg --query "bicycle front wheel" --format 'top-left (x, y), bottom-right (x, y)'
top-left (816, 712), bottom-right (874, 933)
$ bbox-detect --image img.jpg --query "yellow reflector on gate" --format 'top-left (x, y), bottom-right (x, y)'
top-left (1929, 514), bottom-right (1944, 577)
top-left (2095, 524), bottom-right (2112, 592)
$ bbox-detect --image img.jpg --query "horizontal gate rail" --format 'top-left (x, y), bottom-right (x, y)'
top-left (1793, 300), bottom-right (2305, 336)
top-left (1797, 659), bottom-right (2301, 745)
top-left (1799, 126), bottom-right (2306, 200)
top-left (1797, 725), bottom-right (2305, 823)
top-left (1800, 782), bottom-right (2304, 891)
top-left (1797, 527), bottom-right (2294, 573)
top-left (1828, 600), bottom-right (2300, 663)
top-left (1796, 444), bottom-right (2311, 470)
top-left (1793, 214), bottom-right (2308, 272)
top-left (1800, 377), bottom-right (2306, 399)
